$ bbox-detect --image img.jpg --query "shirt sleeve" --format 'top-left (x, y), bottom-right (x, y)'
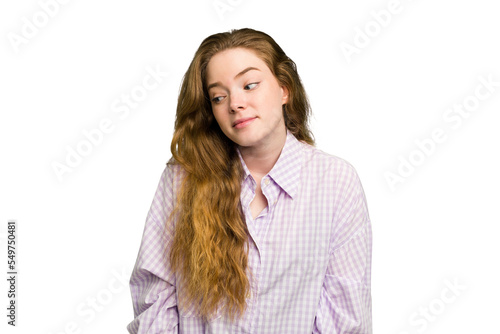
top-left (127, 164), bottom-right (180, 334)
top-left (313, 164), bottom-right (373, 334)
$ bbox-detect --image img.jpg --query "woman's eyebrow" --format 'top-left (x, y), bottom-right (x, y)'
top-left (207, 67), bottom-right (260, 91)
top-left (235, 66), bottom-right (260, 79)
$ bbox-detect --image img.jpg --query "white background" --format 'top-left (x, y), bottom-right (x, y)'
top-left (1, 0), bottom-right (499, 333)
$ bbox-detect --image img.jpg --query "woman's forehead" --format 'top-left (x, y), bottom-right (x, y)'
top-left (206, 48), bottom-right (270, 82)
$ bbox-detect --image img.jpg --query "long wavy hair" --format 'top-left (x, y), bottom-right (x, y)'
top-left (169, 28), bottom-right (314, 320)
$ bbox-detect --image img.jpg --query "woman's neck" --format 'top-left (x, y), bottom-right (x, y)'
top-left (238, 130), bottom-right (287, 177)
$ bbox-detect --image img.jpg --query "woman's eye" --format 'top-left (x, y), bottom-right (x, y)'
top-left (211, 96), bottom-right (224, 103)
top-left (244, 82), bottom-right (259, 90)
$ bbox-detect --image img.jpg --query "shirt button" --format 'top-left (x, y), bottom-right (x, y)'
top-left (264, 178), bottom-right (270, 186)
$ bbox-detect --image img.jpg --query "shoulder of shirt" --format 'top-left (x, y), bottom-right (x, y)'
top-left (299, 141), bottom-right (359, 177)
top-left (164, 156), bottom-right (187, 177)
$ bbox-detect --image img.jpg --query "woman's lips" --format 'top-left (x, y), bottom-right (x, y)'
top-left (233, 117), bottom-right (256, 129)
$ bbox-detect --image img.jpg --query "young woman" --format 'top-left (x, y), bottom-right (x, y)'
top-left (127, 28), bottom-right (372, 333)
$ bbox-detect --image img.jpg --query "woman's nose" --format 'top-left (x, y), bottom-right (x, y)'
top-left (229, 90), bottom-right (247, 113)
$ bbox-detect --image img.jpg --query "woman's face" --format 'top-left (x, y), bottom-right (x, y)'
top-left (206, 47), bottom-right (288, 150)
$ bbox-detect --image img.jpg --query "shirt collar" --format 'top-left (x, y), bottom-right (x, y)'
top-left (237, 130), bottom-right (304, 199)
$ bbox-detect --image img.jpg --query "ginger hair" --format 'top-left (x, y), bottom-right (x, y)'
top-left (169, 28), bottom-right (314, 320)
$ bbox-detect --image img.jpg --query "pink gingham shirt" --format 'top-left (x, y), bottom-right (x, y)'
top-left (128, 131), bottom-right (372, 333)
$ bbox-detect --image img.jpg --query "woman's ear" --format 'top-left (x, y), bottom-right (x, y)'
top-left (281, 86), bottom-right (289, 105)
